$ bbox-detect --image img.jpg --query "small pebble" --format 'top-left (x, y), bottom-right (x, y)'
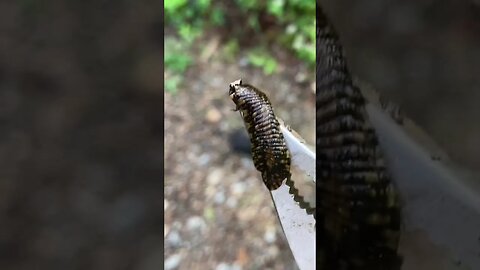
top-left (214, 191), bottom-right (225, 204)
top-left (264, 228), bottom-right (277, 244)
top-left (226, 197), bottom-right (238, 208)
top-left (165, 254), bottom-right (181, 270)
top-left (240, 157), bottom-right (254, 169)
top-left (295, 72), bottom-right (307, 83)
top-left (231, 182), bottom-right (247, 196)
top-left (206, 108), bottom-right (222, 123)
top-left (186, 216), bottom-right (207, 232)
top-left (207, 169), bottom-right (223, 186)
top-left (166, 230), bottom-right (182, 247)
top-left (198, 153), bottom-right (211, 166)
top-left (216, 263), bottom-right (242, 270)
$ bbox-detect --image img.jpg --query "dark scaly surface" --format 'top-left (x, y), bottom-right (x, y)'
top-left (317, 5), bottom-right (402, 270)
top-left (229, 80), bottom-right (291, 190)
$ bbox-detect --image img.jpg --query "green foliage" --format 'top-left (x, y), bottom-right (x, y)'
top-left (164, 0), bottom-right (187, 13)
top-left (165, 73), bottom-right (182, 94)
top-left (165, 37), bottom-right (192, 73)
top-left (247, 49), bottom-right (278, 75)
top-left (231, 0), bottom-right (315, 66)
top-left (164, 0), bottom-right (314, 94)
top-left (267, 0), bottom-right (285, 17)
top-left (178, 24), bottom-right (202, 45)
top-left (164, 37), bottom-right (192, 94)
top-left (210, 7), bottom-right (225, 26)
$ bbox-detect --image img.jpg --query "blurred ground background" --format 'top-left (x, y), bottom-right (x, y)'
top-left (0, 1), bottom-right (162, 270)
top-left (165, 0), bottom-right (480, 270)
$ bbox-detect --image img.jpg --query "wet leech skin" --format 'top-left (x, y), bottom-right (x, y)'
top-left (317, 5), bottom-right (403, 270)
top-left (229, 79), bottom-right (291, 190)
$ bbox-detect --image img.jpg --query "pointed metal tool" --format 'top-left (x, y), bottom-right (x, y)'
top-left (270, 123), bottom-right (316, 270)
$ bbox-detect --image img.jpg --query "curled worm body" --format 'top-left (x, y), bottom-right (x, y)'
top-left (229, 79), bottom-right (291, 190)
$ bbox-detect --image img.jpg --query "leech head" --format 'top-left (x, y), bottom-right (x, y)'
top-left (229, 79), bottom-right (242, 99)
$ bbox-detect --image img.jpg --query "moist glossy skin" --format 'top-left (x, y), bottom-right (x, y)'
top-left (317, 5), bottom-right (402, 270)
top-left (229, 79), bottom-right (291, 190)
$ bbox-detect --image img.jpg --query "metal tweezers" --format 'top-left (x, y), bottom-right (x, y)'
top-left (269, 123), bottom-right (316, 270)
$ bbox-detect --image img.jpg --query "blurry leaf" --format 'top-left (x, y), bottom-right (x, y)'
top-left (263, 58), bottom-right (277, 75)
top-left (297, 44), bottom-right (315, 64)
top-left (306, 22), bottom-right (315, 43)
top-left (164, 0), bottom-right (187, 13)
top-left (179, 24), bottom-right (202, 44)
top-left (164, 38), bottom-right (193, 73)
top-left (165, 74), bottom-right (182, 95)
top-left (247, 49), bottom-right (278, 75)
top-left (185, 7), bottom-right (195, 19)
top-left (211, 7), bottom-right (225, 26)
top-left (165, 53), bottom-right (192, 73)
top-left (198, 0), bottom-right (211, 12)
top-left (267, 0), bottom-right (285, 17)
top-left (247, 16), bottom-right (260, 32)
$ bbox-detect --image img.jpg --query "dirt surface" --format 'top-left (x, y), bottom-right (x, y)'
top-left (164, 37), bottom-right (315, 269)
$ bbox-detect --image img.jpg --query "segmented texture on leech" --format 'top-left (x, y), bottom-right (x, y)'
top-left (317, 5), bottom-right (402, 270)
top-left (229, 81), bottom-right (291, 190)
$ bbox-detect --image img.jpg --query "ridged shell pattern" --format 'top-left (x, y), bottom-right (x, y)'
top-left (317, 5), bottom-right (402, 270)
top-left (229, 80), bottom-right (291, 190)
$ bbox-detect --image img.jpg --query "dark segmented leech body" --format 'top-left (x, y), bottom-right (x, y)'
top-left (317, 5), bottom-right (402, 270)
top-left (229, 80), bottom-right (291, 190)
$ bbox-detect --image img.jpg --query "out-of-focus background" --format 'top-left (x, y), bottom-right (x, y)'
top-left (322, 0), bottom-right (480, 171)
top-left (0, 1), bottom-right (162, 270)
top-left (164, 1), bottom-right (315, 269)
